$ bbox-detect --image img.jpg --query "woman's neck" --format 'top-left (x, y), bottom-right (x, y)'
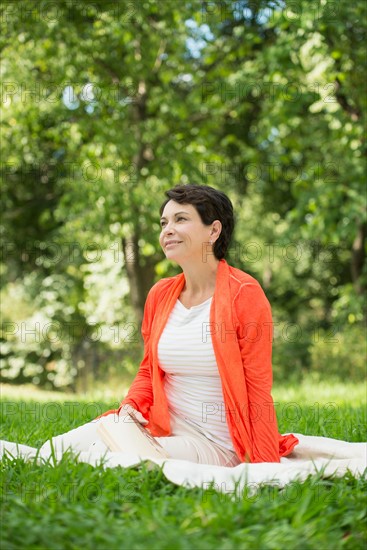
top-left (180, 258), bottom-right (220, 298)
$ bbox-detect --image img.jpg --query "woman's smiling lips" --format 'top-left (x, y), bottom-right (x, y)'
top-left (165, 240), bottom-right (182, 248)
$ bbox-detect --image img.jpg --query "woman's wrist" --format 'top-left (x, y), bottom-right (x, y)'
top-left (118, 403), bottom-right (148, 425)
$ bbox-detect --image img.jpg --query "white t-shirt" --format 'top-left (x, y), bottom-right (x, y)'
top-left (157, 296), bottom-right (235, 451)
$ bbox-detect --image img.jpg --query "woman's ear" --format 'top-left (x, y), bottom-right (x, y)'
top-left (211, 220), bottom-right (222, 240)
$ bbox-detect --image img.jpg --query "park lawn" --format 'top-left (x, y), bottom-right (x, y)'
top-left (0, 381), bottom-right (366, 550)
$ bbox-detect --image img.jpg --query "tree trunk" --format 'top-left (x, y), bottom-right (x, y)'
top-left (122, 235), bottom-right (160, 325)
top-left (120, 64), bottom-right (159, 325)
top-left (351, 222), bottom-right (366, 296)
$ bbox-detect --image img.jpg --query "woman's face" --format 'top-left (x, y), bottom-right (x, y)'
top-left (159, 200), bottom-right (218, 264)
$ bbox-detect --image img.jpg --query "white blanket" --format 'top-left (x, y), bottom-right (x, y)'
top-left (1, 434), bottom-right (366, 496)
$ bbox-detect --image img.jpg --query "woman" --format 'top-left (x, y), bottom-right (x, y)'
top-left (6, 184), bottom-right (299, 466)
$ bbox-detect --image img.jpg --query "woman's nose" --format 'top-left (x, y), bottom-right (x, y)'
top-left (162, 222), bottom-right (174, 234)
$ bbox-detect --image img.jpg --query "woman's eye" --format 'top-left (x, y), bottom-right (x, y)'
top-left (160, 217), bottom-right (185, 227)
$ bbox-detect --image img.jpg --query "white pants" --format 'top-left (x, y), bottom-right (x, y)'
top-left (39, 409), bottom-right (240, 467)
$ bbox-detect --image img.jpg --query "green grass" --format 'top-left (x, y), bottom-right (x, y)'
top-left (1, 381), bottom-right (366, 550)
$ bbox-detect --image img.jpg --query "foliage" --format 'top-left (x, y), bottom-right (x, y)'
top-left (0, 0), bottom-right (366, 388)
top-left (309, 325), bottom-right (367, 382)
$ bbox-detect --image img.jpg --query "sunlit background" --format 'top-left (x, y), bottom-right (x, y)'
top-left (1, 0), bottom-right (366, 394)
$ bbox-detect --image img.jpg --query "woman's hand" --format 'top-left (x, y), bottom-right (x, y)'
top-left (118, 403), bottom-right (148, 425)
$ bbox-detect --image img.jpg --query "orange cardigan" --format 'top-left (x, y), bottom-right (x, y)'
top-left (100, 259), bottom-right (299, 463)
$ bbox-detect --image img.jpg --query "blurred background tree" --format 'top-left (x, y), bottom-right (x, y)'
top-left (1, 0), bottom-right (366, 391)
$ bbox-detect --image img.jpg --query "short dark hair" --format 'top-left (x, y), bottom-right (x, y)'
top-left (159, 184), bottom-right (235, 260)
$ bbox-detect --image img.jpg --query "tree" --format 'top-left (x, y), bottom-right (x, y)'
top-left (1, 0), bottom-right (365, 388)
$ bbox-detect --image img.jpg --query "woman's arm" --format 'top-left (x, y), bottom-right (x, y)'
top-left (117, 284), bottom-right (158, 420)
top-left (236, 282), bottom-right (280, 462)
top-left (94, 285), bottom-right (157, 422)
